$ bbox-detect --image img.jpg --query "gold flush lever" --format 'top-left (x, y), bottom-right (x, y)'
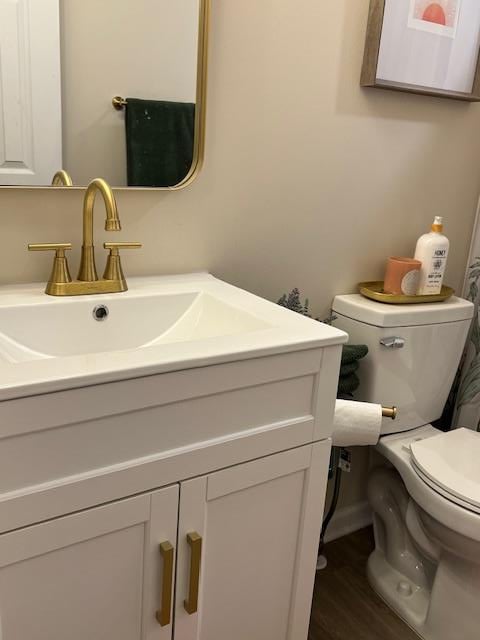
top-left (28, 244), bottom-right (73, 290)
top-left (103, 242), bottom-right (142, 284)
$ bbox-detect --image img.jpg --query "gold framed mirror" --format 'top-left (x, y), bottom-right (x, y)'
top-left (0, 0), bottom-right (210, 191)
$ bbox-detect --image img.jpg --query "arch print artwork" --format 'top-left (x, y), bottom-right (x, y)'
top-left (361, 0), bottom-right (480, 101)
top-left (408, 0), bottom-right (461, 37)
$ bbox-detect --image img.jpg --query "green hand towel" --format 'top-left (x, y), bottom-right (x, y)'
top-left (339, 361), bottom-right (359, 377)
top-left (126, 98), bottom-right (195, 188)
top-left (338, 373), bottom-right (361, 396)
top-left (341, 344), bottom-right (368, 366)
top-left (337, 344), bottom-right (368, 397)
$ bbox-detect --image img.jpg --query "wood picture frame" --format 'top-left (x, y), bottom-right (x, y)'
top-left (361, 0), bottom-right (480, 102)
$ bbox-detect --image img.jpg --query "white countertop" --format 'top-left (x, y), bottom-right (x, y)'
top-left (0, 273), bottom-right (347, 401)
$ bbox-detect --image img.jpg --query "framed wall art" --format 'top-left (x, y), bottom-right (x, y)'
top-left (361, 0), bottom-right (480, 101)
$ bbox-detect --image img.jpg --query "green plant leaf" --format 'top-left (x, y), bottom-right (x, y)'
top-left (468, 282), bottom-right (479, 303)
top-left (471, 321), bottom-right (480, 355)
top-left (457, 353), bottom-right (480, 407)
top-left (286, 288), bottom-right (303, 313)
top-left (278, 288), bottom-right (311, 316)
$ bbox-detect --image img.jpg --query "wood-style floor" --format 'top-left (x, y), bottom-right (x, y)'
top-left (308, 528), bottom-right (419, 640)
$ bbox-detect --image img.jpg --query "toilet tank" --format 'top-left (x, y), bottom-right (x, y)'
top-left (331, 295), bottom-right (474, 434)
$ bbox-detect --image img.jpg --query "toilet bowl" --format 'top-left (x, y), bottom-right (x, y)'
top-left (369, 425), bottom-right (480, 640)
top-left (331, 294), bottom-right (477, 640)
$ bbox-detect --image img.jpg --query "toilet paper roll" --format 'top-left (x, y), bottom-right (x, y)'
top-left (332, 400), bottom-right (382, 447)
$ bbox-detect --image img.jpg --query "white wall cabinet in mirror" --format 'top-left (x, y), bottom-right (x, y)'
top-left (0, 0), bottom-right (209, 190)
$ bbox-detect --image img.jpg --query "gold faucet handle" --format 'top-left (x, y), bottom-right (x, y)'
top-left (28, 244), bottom-right (73, 291)
top-left (28, 243), bottom-right (72, 255)
top-left (103, 242), bottom-right (142, 284)
top-left (104, 242), bottom-right (142, 253)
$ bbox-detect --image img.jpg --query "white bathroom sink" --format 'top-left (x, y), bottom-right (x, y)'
top-left (0, 290), bottom-right (270, 361)
top-left (0, 273), bottom-right (346, 399)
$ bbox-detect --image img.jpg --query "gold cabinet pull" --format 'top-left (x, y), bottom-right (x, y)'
top-left (156, 541), bottom-right (174, 627)
top-left (184, 532), bottom-right (202, 615)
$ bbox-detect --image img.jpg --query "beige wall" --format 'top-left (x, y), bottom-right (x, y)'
top-left (1, 0), bottom-right (480, 508)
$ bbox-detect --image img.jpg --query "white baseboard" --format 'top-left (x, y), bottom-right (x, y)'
top-left (324, 500), bottom-right (373, 543)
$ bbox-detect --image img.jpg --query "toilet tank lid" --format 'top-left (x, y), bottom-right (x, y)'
top-left (332, 294), bottom-right (474, 327)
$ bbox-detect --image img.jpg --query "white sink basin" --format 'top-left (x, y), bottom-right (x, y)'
top-left (0, 273), bottom-right (346, 399)
top-left (0, 291), bottom-right (270, 361)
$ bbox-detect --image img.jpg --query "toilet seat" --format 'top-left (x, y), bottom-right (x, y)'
top-left (410, 428), bottom-right (480, 515)
top-left (377, 425), bottom-right (480, 543)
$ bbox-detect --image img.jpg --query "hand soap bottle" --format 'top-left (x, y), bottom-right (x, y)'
top-left (414, 216), bottom-right (449, 295)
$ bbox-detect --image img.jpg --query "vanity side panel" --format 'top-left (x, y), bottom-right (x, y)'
top-left (312, 344), bottom-right (342, 441)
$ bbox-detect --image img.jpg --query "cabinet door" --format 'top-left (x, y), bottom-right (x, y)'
top-left (175, 442), bottom-right (330, 640)
top-left (0, 486), bottom-right (178, 640)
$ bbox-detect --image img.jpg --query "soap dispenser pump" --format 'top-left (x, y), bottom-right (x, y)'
top-left (414, 216), bottom-right (449, 295)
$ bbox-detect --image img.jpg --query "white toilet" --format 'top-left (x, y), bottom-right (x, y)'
top-left (332, 294), bottom-right (479, 640)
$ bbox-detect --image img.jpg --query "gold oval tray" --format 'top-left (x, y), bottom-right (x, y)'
top-left (359, 281), bottom-right (454, 305)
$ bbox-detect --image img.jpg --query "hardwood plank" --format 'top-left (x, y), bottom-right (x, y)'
top-left (309, 528), bottom-right (419, 640)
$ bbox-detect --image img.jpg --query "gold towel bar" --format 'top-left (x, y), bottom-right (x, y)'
top-left (382, 406), bottom-right (397, 420)
top-left (112, 96), bottom-right (127, 110)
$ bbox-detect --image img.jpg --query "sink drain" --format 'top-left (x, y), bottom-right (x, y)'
top-left (93, 305), bottom-right (109, 321)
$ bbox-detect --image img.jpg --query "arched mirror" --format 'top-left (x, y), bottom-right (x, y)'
top-left (0, 0), bottom-right (209, 189)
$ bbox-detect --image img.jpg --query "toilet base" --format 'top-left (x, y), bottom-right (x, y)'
top-left (367, 549), bottom-right (428, 639)
top-left (367, 460), bottom-right (480, 640)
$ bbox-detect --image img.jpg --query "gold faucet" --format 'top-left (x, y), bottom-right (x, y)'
top-left (78, 178), bottom-right (121, 281)
top-left (28, 178), bottom-right (141, 296)
top-left (51, 170), bottom-right (73, 187)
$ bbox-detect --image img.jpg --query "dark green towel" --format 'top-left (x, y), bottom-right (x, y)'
top-left (338, 373), bottom-right (361, 396)
top-left (126, 98), bottom-right (195, 188)
top-left (341, 344), bottom-right (368, 366)
top-left (339, 361), bottom-right (359, 377)
top-left (337, 344), bottom-right (368, 397)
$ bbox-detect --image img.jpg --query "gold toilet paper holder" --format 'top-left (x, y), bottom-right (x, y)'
top-left (382, 406), bottom-right (397, 420)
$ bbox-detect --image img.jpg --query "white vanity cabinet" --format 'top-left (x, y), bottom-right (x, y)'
top-left (175, 443), bottom-right (329, 640)
top-left (0, 443), bottom-right (330, 640)
top-left (0, 486), bottom-right (179, 640)
top-left (0, 273), bottom-right (346, 640)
